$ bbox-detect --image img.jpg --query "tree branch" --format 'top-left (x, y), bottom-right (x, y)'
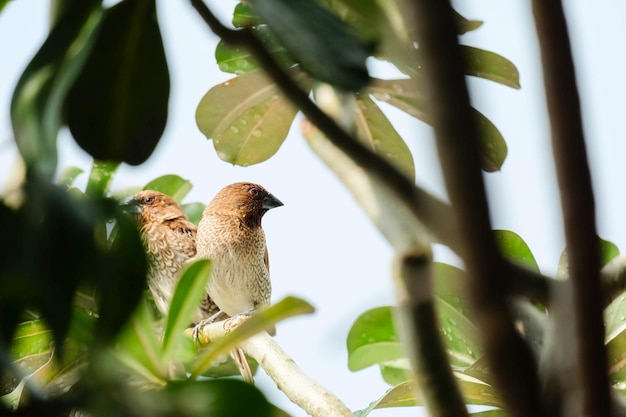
top-left (531, 0), bottom-right (610, 414)
top-left (406, 1), bottom-right (546, 416)
top-left (191, 321), bottom-right (353, 417)
top-left (393, 253), bottom-right (469, 417)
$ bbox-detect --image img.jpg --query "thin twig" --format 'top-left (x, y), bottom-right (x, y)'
top-left (406, 0), bottom-right (546, 416)
top-left (531, 0), bottom-right (610, 415)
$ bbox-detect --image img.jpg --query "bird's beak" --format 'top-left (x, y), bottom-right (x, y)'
top-left (121, 196), bottom-right (141, 214)
top-left (262, 193), bottom-right (284, 210)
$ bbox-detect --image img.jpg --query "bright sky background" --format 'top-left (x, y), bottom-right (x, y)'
top-left (2, 1), bottom-right (626, 416)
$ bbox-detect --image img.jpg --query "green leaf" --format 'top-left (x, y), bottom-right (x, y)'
top-left (249, 0), bottom-right (370, 91)
top-left (353, 95), bottom-right (415, 181)
top-left (356, 375), bottom-right (502, 416)
top-left (455, 10), bottom-right (483, 34)
top-left (162, 260), bottom-right (211, 361)
top-left (66, 0), bottom-right (170, 165)
top-left (143, 174), bottom-right (193, 203)
top-left (232, 2), bottom-right (259, 27)
top-left (182, 202), bottom-right (206, 226)
top-left (366, 78), bottom-right (508, 171)
top-left (348, 266), bottom-right (480, 373)
top-left (215, 26), bottom-right (295, 75)
top-left (9, 320), bottom-right (53, 361)
top-left (10, 1), bottom-right (102, 179)
top-left (493, 230), bottom-right (539, 271)
top-left (600, 239), bottom-right (620, 267)
top-left (471, 410), bottom-right (506, 417)
top-left (115, 300), bottom-right (166, 385)
top-left (432, 263), bottom-right (482, 365)
top-left (196, 70), bottom-right (312, 166)
top-left (379, 360), bottom-right (411, 386)
top-left (462, 46), bottom-right (520, 89)
top-left (558, 237), bottom-right (620, 279)
top-left (56, 166), bottom-right (85, 188)
top-left (191, 296), bottom-right (314, 377)
top-left (347, 306), bottom-right (404, 371)
top-left (165, 379), bottom-right (273, 417)
top-left (85, 160), bottom-right (119, 198)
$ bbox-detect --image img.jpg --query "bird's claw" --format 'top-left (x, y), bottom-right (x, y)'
top-left (224, 312), bottom-right (253, 333)
top-left (192, 311), bottom-right (224, 344)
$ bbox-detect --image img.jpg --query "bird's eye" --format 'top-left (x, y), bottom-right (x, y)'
top-left (248, 187), bottom-right (261, 197)
top-left (144, 196), bottom-right (156, 205)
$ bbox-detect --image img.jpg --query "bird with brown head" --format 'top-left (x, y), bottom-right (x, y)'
top-left (195, 182), bottom-right (283, 330)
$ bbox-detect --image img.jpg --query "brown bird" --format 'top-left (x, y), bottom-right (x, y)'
top-left (124, 190), bottom-right (219, 321)
top-left (124, 191), bottom-right (252, 382)
top-left (195, 182), bottom-right (283, 333)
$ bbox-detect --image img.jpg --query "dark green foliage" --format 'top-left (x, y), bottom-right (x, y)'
top-left (66, 0), bottom-right (170, 165)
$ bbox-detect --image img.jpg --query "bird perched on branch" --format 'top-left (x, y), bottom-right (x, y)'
top-left (195, 182), bottom-right (283, 334)
top-left (123, 190), bottom-right (219, 321)
top-left (123, 190), bottom-right (253, 382)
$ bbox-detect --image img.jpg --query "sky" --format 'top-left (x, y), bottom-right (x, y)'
top-left (2, 1), bottom-right (626, 416)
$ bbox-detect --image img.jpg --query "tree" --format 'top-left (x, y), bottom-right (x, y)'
top-left (2, 0), bottom-right (625, 416)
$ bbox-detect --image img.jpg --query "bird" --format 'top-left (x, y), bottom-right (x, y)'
top-left (123, 190), bottom-right (219, 321)
top-left (194, 182), bottom-right (283, 335)
top-left (123, 190), bottom-right (253, 382)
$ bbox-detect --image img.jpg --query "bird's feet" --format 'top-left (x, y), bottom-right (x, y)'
top-left (223, 311), bottom-right (253, 333)
top-left (192, 311), bottom-right (224, 344)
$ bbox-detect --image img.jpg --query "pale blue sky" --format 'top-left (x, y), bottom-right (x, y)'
top-left (2, 1), bottom-right (626, 416)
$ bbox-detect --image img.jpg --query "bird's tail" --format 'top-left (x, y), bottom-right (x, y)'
top-left (230, 348), bottom-right (254, 384)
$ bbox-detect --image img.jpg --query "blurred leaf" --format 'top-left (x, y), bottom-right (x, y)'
top-left (94, 206), bottom-right (147, 344)
top-left (348, 267), bottom-right (480, 373)
top-left (182, 202), bottom-right (205, 225)
top-left (366, 78), bottom-right (507, 171)
top-left (18, 181), bottom-right (105, 349)
top-left (115, 300), bottom-right (166, 385)
top-left (353, 95), bottom-right (415, 181)
top-left (462, 46), bottom-right (520, 89)
top-left (191, 296), bottom-right (314, 377)
top-left (165, 379), bottom-right (273, 417)
top-left (85, 160), bottom-right (119, 198)
top-left (215, 26), bottom-right (295, 75)
top-left (196, 70), bottom-right (312, 166)
top-left (249, 0), bottom-right (370, 91)
top-left (470, 410), bottom-right (506, 417)
top-left (347, 306), bottom-right (404, 371)
top-left (0, 0), bottom-right (9, 13)
top-left (354, 381), bottom-right (415, 417)
top-left (9, 320), bottom-right (53, 362)
top-left (232, 2), bottom-right (259, 27)
top-left (10, 1), bottom-right (102, 179)
top-left (0, 202), bottom-right (25, 343)
top-left (558, 237), bottom-right (619, 279)
top-left (600, 239), bottom-right (620, 266)
top-left (432, 263), bottom-right (482, 366)
top-left (143, 175), bottom-right (193, 203)
top-left (455, 10), bottom-right (483, 34)
top-left (162, 260), bottom-right (211, 361)
top-left (379, 360), bottom-right (411, 386)
top-left (66, 0), bottom-right (170, 165)
top-left (493, 230), bottom-right (539, 271)
top-left (356, 375), bottom-right (501, 416)
top-left (462, 355), bottom-right (496, 386)
top-left (56, 166), bottom-right (85, 188)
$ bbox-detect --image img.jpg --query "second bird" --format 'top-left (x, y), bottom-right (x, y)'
top-left (196, 182), bottom-right (283, 327)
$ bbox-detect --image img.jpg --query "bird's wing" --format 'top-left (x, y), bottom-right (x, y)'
top-left (264, 246), bottom-right (269, 272)
top-left (169, 218), bottom-right (198, 259)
